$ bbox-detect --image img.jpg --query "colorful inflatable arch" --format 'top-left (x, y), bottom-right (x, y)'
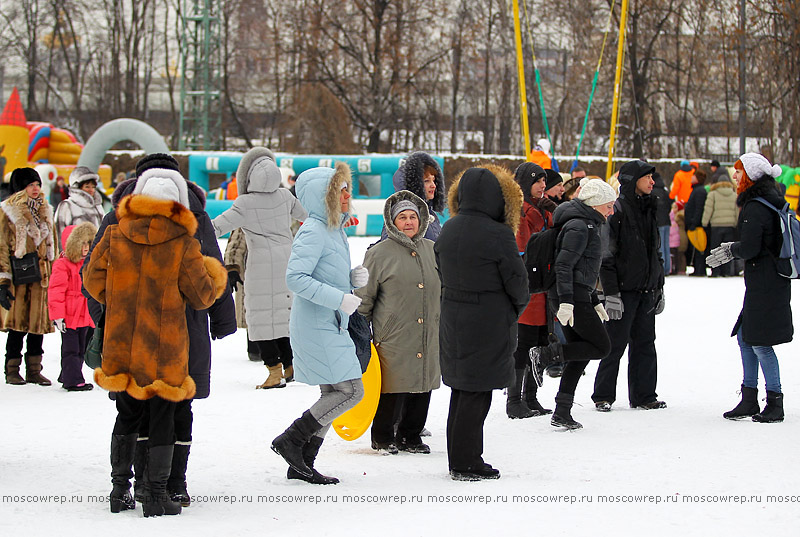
top-left (28, 122), bottom-right (83, 165)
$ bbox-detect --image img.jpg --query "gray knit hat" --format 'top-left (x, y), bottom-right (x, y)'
top-left (390, 199), bottom-right (420, 221)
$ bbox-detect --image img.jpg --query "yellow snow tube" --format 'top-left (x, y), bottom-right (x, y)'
top-left (332, 344), bottom-right (381, 441)
top-left (687, 227), bottom-right (707, 252)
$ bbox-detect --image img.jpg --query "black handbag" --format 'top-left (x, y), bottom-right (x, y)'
top-left (348, 311), bottom-right (372, 373)
top-left (11, 251), bottom-right (42, 285)
top-left (84, 310), bottom-right (105, 369)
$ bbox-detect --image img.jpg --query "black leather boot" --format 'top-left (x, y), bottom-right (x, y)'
top-left (168, 443), bottom-right (191, 506)
top-left (723, 385), bottom-right (760, 420)
top-left (142, 445), bottom-right (182, 517)
top-left (523, 366), bottom-right (552, 416)
top-left (287, 436), bottom-right (339, 484)
top-left (272, 410), bottom-right (322, 477)
top-left (551, 392), bottom-right (582, 430)
top-left (753, 391), bottom-right (784, 423)
top-left (506, 368), bottom-right (535, 419)
top-left (133, 438), bottom-right (148, 503)
top-left (109, 433), bottom-right (137, 513)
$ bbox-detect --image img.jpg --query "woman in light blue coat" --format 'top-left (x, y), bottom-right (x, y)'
top-left (271, 162), bottom-right (366, 485)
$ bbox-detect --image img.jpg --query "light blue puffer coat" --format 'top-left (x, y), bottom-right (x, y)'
top-left (286, 163), bottom-right (362, 386)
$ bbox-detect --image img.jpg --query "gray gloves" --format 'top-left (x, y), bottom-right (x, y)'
top-left (350, 265), bottom-right (369, 288)
top-left (707, 242), bottom-right (734, 268)
top-left (340, 293), bottom-right (362, 315)
top-left (605, 294), bottom-right (624, 321)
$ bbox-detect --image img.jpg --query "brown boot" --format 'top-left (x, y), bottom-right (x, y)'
top-left (5, 358), bottom-right (26, 385)
top-left (25, 355), bottom-right (52, 386)
top-left (283, 365), bottom-right (294, 383)
top-left (256, 364), bottom-right (286, 389)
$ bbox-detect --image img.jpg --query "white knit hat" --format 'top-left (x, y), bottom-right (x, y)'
top-left (578, 179), bottom-right (617, 206)
top-left (738, 152), bottom-right (782, 181)
top-left (133, 168), bottom-right (190, 208)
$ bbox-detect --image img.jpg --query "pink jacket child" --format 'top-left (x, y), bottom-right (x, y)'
top-left (48, 222), bottom-right (97, 391)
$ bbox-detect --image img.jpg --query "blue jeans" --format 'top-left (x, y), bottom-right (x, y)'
top-left (737, 328), bottom-right (781, 393)
top-left (658, 225), bottom-right (671, 275)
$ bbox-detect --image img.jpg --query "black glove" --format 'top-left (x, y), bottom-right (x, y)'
top-left (228, 270), bottom-right (243, 292)
top-left (0, 284), bottom-right (15, 310)
top-left (654, 289), bottom-right (665, 315)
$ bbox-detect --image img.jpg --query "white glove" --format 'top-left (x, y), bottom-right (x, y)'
top-left (350, 265), bottom-right (369, 288)
top-left (594, 303), bottom-right (609, 322)
top-left (605, 294), bottom-right (624, 321)
top-left (340, 293), bottom-right (362, 315)
top-left (53, 318), bottom-right (66, 333)
top-left (707, 242), bottom-right (735, 268)
top-left (556, 303), bottom-right (574, 327)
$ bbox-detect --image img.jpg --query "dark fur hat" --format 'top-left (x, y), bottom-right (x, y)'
top-left (10, 167), bottom-right (41, 193)
top-left (135, 153), bottom-right (181, 177)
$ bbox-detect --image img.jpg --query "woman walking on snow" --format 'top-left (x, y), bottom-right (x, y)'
top-left (272, 163), bottom-right (366, 484)
top-left (212, 147), bottom-right (307, 389)
top-left (530, 179), bottom-right (617, 430)
top-left (707, 153), bottom-right (791, 423)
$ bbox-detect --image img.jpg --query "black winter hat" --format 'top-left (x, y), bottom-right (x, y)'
top-left (544, 169), bottom-right (563, 191)
top-left (617, 160), bottom-right (655, 185)
top-left (10, 167), bottom-right (41, 193)
top-left (710, 159), bottom-right (721, 168)
top-left (135, 153), bottom-right (180, 177)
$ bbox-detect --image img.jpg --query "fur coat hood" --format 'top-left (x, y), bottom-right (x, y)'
top-left (296, 162), bottom-right (353, 229)
top-left (447, 164), bottom-right (523, 234)
top-left (61, 222), bottom-right (97, 263)
top-left (392, 152), bottom-right (445, 213)
top-left (383, 190), bottom-right (431, 248)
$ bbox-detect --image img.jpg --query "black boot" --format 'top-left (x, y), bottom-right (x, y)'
top-left (287, 436), bottom-right (340, 485)
top-left (168, 443), bottom-right (191, 506)
top-left (523, 366), bottom-right (552, 416)
top-left (723, 385), bottom-right (760, 420)
top-left (272, 410), bottom-right (322, 478)
top-left (551, 393), bottom-right (582, 430)
top-left (529, 342), bottom-right (563, 387)
top-left (506, 368), bottom-right (536, 419)
top-left (133, 438), bottom-right (148, 503)
top-left (753, 391), bottom-right (784, 423)
top-left (142, 445), bottom-right (182, 517)
top-left (109, 433), bottom-right (137, 513)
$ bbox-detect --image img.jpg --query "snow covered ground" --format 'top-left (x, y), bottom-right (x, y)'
top-left (2, 236), bottom-right (799, 536)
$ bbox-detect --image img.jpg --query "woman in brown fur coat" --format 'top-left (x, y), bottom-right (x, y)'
top-left (0, 167), bottom-right (57, 386)
top-left (84, 168), bottom-right (227, 517)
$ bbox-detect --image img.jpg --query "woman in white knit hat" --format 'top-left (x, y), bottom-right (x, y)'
top-left (530, 179), bottom-right (617, 430)
top-left (707, 152), bottom-right (789, 423)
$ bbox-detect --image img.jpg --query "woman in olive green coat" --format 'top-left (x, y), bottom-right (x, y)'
top-left (356, 190), bottom-right (441, 455)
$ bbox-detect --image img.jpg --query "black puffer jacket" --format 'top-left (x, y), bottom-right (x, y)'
top-left (730, 178), bottom-right (793, 346)
top-left (435, 165), bottom-right (529, 392)
top-left (548, 200), bottom-right (605, 305)
top-left (651, 173), bottom-right (672, 227)
top-left (83, 178), bottom-right (236, 399)
top-left (684, 183), bottom-right (708, 231)
top-left (600, 161), bottom-right (664, 294)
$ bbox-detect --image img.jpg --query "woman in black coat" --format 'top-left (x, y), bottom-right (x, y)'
top-left (531, 179), bottom-right (616, 430)
top-left (707, 153), bottom-right (790, 423)
top-left (684, 169), bottom-right (708, 276)
top-left (434, 165), bottom-right (529, 481)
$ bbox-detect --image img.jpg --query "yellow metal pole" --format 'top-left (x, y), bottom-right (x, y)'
top-left (606, 0), bottom-right (629, 179)
top-left (512, 0), bottom-right (531, 159)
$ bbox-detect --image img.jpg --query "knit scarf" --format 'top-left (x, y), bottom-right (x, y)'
top-left (27, 196), bottom-right (43, 227)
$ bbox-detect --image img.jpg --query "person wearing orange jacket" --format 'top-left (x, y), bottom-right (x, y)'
top-left (669, 160), bottom-right (695, 205)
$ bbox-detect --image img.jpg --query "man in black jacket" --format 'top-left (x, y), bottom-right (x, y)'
top-left (592, 160), bottom-right (667, 411)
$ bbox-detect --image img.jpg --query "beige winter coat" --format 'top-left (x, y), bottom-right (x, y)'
top-left (0, 190), bottom-right (57, 335)
top-left (224, 227), bottom-right (248, 329)
top-left (702, 181), bottom-right (738, 228)
top-left (356, 190), bottom-right (441, 394)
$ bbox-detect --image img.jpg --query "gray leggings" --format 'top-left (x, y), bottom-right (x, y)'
top-left (309, 378), bottom-right (365, 438)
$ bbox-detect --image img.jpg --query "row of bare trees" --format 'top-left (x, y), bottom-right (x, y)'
top-left (1, 0), bottom-right (799, 163)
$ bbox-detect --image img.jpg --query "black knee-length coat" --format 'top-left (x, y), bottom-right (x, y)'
top-left (435, 165), bottom-right (529, 392)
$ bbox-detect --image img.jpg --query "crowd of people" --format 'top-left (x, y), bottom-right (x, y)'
top-left (0, 148), bottom-right (791, 513)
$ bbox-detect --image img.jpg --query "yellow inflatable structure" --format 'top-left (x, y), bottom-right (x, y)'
top-left (332, 344), bottom-right (382, 441)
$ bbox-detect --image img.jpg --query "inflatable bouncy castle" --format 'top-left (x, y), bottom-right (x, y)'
top-left (0, 87), bottom-right (110, 195)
